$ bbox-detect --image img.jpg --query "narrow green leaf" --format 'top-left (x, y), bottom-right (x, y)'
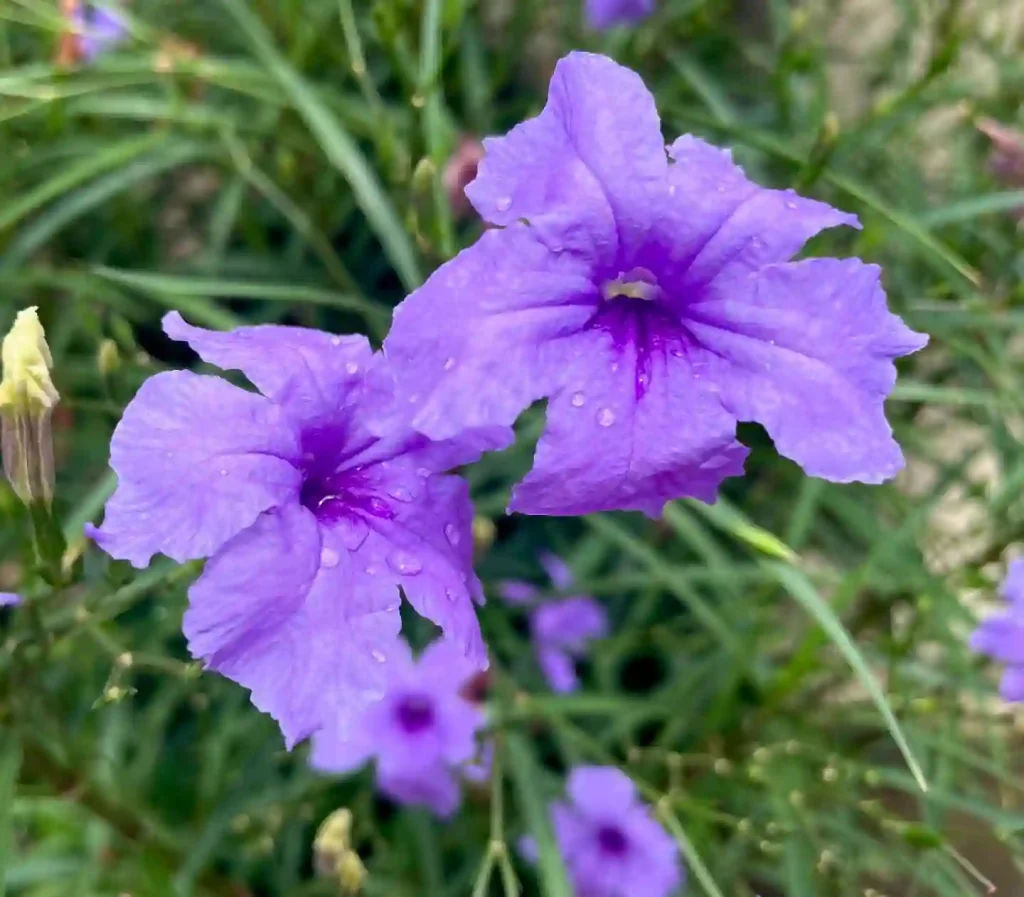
top-left (768, 562), bottom-right (929, 793)
top-left (687, 498), bottom-right (797, 561)
top-left (0, 735), bottom-right (23, 896)
top-left (219, 0), bottom-right (422, 290)
top-left (656, 807), bottom-right (726, 897)
top-left (504, 733), bottom-right (572, 897)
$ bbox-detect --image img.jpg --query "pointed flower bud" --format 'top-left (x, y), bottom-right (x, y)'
top-left (0, 307), bottom-right (59, 507)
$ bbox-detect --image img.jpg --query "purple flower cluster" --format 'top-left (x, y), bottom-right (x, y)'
top-left (311, 638), bottom-right (484, 817)
top-left (523, 767), bottom-right (683, 897)
top-left (586, 0), bottom-right (655, 30)
top-left (500, 552), bottom-right (608, 692)
top-left (971, 560), bottom-right (1024, 700)
top-left (88, 52), bottom-right (923, 767)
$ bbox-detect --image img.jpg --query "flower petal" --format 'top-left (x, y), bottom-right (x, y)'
top-left (357, 473), bottom-right (488, 667)
top-left (0, 593), bottom-right (20, 607)
top-left (567, 766), bottom-right (638, 816)
top-left (467, 52), bottom-right (667, 263)
top-left (537, 645), bottom-right (579, 693)
top-left (164, 312), bottom-right (373, 430)
top-left (971, 613), bottom-right (1024, 663)
top-left (647, 136), bottom-right (859, 290)
top-left (510, 323), bottom-right (748, 516)
top-left (185, 504), bottom-right (401, 747)
top-left (586, 0), bottom-right (656, 30)
top-left (533, 597), bottom-right (608, 649)
top-left (687, 258), bottom-right (927, 483)
top-left (1002, 558), bottom-right (1024, 605)
top-left (88, 371), bottom-right (301, 567)
top-left (384, 225), bottom-right (595, 441)
top-left (377, 765), bottom-right (461, 818)
top-left (1001, 666), bottom-right (1024, 702)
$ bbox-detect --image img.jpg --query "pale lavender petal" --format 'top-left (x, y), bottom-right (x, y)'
top-left (185, 505), bottom-right (401, 747)
top-left (466, 52), bottom-right (667, 262)
top-left (0, 593), bottom-right (20, 607)
top-left (539, 552), bottom-right (574, 590)
top-left (383, 225), bottom-right (595, 442)
top-left (533, 597), bottom-right (608, 650)
top-left (378, 765), bottom-right (461, 817)
top-left (970, 614), bottom-right (1024, 663)
top-left (73, 5), bottom-right (127, 61)
top-left (585, 0), bottom-right (656, 30)
top-left (537, 645), bottom-right (579, 693)
top-left (567, 767), bottom-right (638, 817)
top-left (1002, 558), bottom-right (1024, 605)
top-left (498, 580), bottom-right (539, 605)
top-left (687, 258), bottom-right (927, 483)
top-left (1001, 666), bottom-right (1024, 701)
top-left (164, 312), bottom-right (373, 431)
top-left (88, 371), bottom-right (301, 567)
top-left (510, 323), bottom-right (748, 516)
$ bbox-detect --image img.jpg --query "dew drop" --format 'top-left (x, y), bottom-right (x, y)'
top-left (611, 362), bottom-right (619, 373)
top-left (785, 201), bottom-right (797, 210)
top-left (496, 196), bottom-right (512, 212)
top-left (384, 602), bottom-right (400, 613)
top-left (669, 184), bottom-right (676, 195)
top-left (331, 336), bottom-right (342, 346)
top-left (445, 523), bottom-right (461, 546)
top-left (389, 486), bottom-right (413, 502)
top-left (365, 565), bottom-right (378, 576)
top-left (371, 650), bottom-right (386, 663)
top-left (416, 467), bottom-right (431, 478)
top-left (345, 361), bottom-right (359, 374)
top-left (219, 469), bottom-right (228, 476)
top-left (571, 391), bottom-right (586, 408)
top-left (716, 184), bottom-right (726, 193)
top-left (444, 588), bottom-right (457, 603)
top-left (597, 408), bottom-right (615, 427)
top-left (443, 357), bottom-right (456, 371)
top-left (367, 496), bottom-right (395, 519)
top-left (320, 547), bottom-right (340, 568)
top-left (408, 393), bottom-right (420, 404)
top-left (387, 550), bottom-right (423, 576)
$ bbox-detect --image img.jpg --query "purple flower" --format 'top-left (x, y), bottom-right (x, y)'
top-left (88, 313), bottom-right (508, 747)
top-left (522, 766), bottom-right (682, 897)
top-left (71, 4), bottom-right (128, 61)
top-left (0, 593), bottom-right (20, 607)
top-left (499, 552), bottom-right (607, 693)
top-left (586, 0), bottom-right (655, 30)
top-left (310, 638), bottom-right (485, 818)
top-left (971, 559), bottom-right (1024, 701)
top-left (381, 52), bottom-right (927, 517)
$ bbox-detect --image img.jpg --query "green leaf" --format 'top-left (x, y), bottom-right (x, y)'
top-left (0, 735), bottom-right (22, 897)
top-left (218, 0), bottom-right (422, 290)
top-left (504, 733), bottom-right (572, 897)
top-left (768, 562), bottom-right (929, 793)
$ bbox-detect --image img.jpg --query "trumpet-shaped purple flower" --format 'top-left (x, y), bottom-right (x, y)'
top-left (522, 766), bottom-right (682, 897)
top-left (971, 559), bottom-right (1024, 701)
top-left (88, 313), bottom-right (508, 747)
top-left (382, 52), bottom-right (927, 517)
top-left (586, 0), bottom-right (655, 30)
top-left (310, 638), bottom-right (485, 818)
top-left (499, 552), bottom-right (607, 692)
top-left (0, 593), bottom-right (20, 607)
top-left (71, 4), bottom-right (127, 61)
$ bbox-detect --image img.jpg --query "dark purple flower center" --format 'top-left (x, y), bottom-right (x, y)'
top-left (299, 467), bottom-right (395, 525)
top-left (596, 824), bottom-right (630, 857)
top-left (395, 694), bottom-right (436, 734)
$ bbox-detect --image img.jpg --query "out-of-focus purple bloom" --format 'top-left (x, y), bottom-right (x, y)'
top-left (971, 559), bottom-right (1024, 701)
top-left (71, 4), bottom-right (127, 61)
top-left (499, 552), bottom-right (607, 693)
top-left (0, 593), bottom-right (20, 607)
top-left (311, 638), bottom-right (485, 818)
top-left (522, 766), bottom-right (682, 897)
top-left (88, 313), bottom-right (509, 748)
top-left (978, 118), bottom-right (1024, 221)
top-left (586, 0), bottom-right (655, 30)
top-left (381, 52), bottom-right (927, 518)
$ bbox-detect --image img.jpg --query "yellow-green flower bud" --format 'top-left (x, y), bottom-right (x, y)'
top-left (337, 850), bottom-right (367, 894)
top-left (0, 308), bottom-right (59, 506)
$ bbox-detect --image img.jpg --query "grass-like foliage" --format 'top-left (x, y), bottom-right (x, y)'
top-left (2, 0), bottom-right (1024, 895)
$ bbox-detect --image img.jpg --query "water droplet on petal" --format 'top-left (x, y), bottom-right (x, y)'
top-left (384, 601), bottom-right (400, 613)
top-left (785, 201), bottom-right (797, 210)
top-left (496, 196), bottom-right (512, 212)
top-left (320, 547), bottom-right (339, 568)
top-left (365, 565), bottom-right (378, 575)
top-left (597, 408), bottom-right (615, 427)
top-left (331, 336), bottom-right (342, 346)
top-left (443, 357), bottom-right (455, 371)
top-left (444, 588), bottom-right (457, 603)
top-left (367, 496), bottom-right (395, 519)
top-left (445, 523), bottom-right (461, 546)
top-left (387, 550), bottom-right (423, 576)
top-left (219, 469), bottom-right (227, 476)
top-left (716, 184), bottom-right (726, 193)
top-left (571, 391), bottom-right (586, 408)
top-left (669, 184), bottom-right (676, 195)
top-left (408, 393), bottom-right (420, 404)
top-left (416, 467), bottom-right (431, 478)
top-left (371, 650), bottom-right (386, 663)
top-left (611, 362), bottom-right (619, 372)
top-left (389, 486), bottom-right (413, 503)
top-left (345, 361), bottom-right (359, 374)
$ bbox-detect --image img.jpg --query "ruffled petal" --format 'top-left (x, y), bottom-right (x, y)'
top-left (567, 766), bottom-right (638, 817)
top-left (383, 225), bottom-right (596, 441)
top-left (185, 506), bottom-right (401, 747)
top-left (687, 258), bottom-right (927, 483)
top-left (510, 322), bottom-right (747, 516)
top-left (467, 52), bottom-right (667, 264)
top-left (377, 765), bottom-right (461, 818)
top-left (354, 472), bottom-right (488, 667)
top-left (88, 371), bottom-right (301, 567)
top-left (645, 136), bottom-right (859, 290)
top-left (970, 613), bottom-right (1024, 663)
top-left (163, 312), bottom-right (373, 430)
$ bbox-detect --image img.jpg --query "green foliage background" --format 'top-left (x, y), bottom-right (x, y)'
top-left (2, 0), bottom-right (1024, 895)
